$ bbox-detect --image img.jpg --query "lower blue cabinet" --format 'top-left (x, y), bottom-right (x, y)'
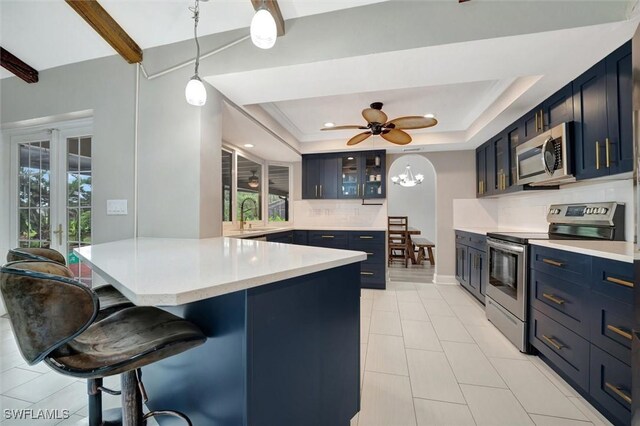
top-left (589, 294), bottom-right (633, 366)
top-left (590, 344), bottom-right (632, 426)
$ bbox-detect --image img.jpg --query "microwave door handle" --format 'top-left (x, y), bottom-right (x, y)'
top-left (487, 239), bottom-right (525, 254)
top-left (541, 136), bottom-right (555, 176)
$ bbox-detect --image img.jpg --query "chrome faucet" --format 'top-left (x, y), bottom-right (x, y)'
top-left (240, 198), bottom-right (258, 230)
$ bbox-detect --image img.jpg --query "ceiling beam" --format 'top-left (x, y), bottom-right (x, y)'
top-left (65, 0), bottom-right (142, 63)
top-left (251, 0), bottom-right (285, 37)
top-left (1, 47), bottom-right (38, 83)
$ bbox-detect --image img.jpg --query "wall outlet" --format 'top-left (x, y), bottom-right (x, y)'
top-left (107, 199), bottom-right (128, 215)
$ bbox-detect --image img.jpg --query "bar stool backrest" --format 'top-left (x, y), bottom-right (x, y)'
top-left (7, 248), bottom-right (66, 266)
top-left (0, 261), bottom-right (98, 365)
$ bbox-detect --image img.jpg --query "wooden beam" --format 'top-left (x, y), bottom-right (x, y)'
top-left (65, 0), bottom-right (142, 63)
top-left (251, 0), bottom-right (285, 37)
top-left (1, 47), bottom-right (38, 83)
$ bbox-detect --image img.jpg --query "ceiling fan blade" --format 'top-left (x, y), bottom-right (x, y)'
top-left (362, 108), bottom-right (388, 124)
top-left (320, 125), bottom-right (369, 131)
top-left (387, 116), bottom-right (438, 130)
top-left (347, 132), bottom-right (372, 146)
top-left (381, 129), bottom-right (412, 145)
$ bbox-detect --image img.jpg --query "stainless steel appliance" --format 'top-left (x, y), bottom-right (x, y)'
top-left (486, 202), bottom-right (625, 352)
top-left (516, 122), bottom-right (575, 186)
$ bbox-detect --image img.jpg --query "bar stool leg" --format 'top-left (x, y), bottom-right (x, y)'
top-left (88, 379), bottom-right (103, 426)
top-left (121, 371), bottom-right (143, 426)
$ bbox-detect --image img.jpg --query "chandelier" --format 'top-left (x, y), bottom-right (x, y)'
top-left (390, 164), bottom-right (424, 187)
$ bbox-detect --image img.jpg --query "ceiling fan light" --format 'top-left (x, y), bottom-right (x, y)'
top-left (424, 113), bottom-right (435, 118)
top-left (324, 122), bottom-right (335, 128)
top-left (185, 76), bottom-right (207, 106)
top-left (251, 8), bottom-right (277, 49)
top-left (248, 170), bottom-right (260, 188)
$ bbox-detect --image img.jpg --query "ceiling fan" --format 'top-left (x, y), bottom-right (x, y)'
top-left (320, 102), bottom-right (438, 146)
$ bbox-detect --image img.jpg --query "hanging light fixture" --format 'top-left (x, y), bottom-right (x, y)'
top-left (250, 1), bottom-right (277, 49)
top-left (185, 0), bottom-right (207, 106)
top-left (391, 164), bottom-right (424, 187)
top-left (248, 170), bottom-right (260, 188)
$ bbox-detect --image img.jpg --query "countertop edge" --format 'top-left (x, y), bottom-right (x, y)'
top-left (528, 240), bottom-right (638, 263)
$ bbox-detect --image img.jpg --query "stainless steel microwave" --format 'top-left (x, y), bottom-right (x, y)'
top-left (516, 122), bottom-right (575, 186)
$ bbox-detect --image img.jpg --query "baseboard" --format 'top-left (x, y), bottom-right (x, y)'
top-left (432, 274), bottom-right (458, 285)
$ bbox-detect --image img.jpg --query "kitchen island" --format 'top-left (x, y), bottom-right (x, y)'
top-left (76, 237), bottom-right (366, 426)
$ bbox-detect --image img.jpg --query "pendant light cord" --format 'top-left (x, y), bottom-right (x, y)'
top-left (189, 0), bottom-right (201, 77)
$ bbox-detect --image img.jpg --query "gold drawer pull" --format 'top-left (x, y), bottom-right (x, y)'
top-left (606, 276), bottom-right (634, 288)
top-left (321, 235), bottom-right (335, 239)
top-left (359, 236), bottom-right (374, 239)
top-left (596, 141), bottom-right (600, 170)
top-left (542, 258), bottom-right (564, 267)
top-left (605, 137), bottom-right (610, 168)
top-left (542, 293), bottom-right (565, 305)
top-left (361, 272), bottom-right (374, 276)
top-left (605, 383), bottom-right (632, 405)
top-left (542, 335), bottom-right (564, 350)
top-left (607, 324), bottom-right (632, 341)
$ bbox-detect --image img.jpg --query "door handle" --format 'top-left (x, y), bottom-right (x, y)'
top-left (359, 236), bottom-right (374, 239)
top-left (542, 258), bottom-right (563, 267)
top-left (362, 183), bottom-right (365, 198)
top-left (542, 335), bottom-right (564, 350)
top-left (539, 109), bottom-right (544, 131)
top-left (604, 383), bottom-right (632, 405)
top-left (606, 276), bottom-right (634, 288)
top-left (596, 141), bottom-right (600, 170)
top-left (605, 137), bottom-right (610, 168)
top-left (321, 235), bottom-right (335, 239)
top-left (315, 185), bottom-right (318, 198)
top-left (53, 224), bottom-right (63, 246)
top-left (542, 293), bottom-right (565, 305)
top-left (319, 185), bottom-right (323, 198)
top-left (360, 271), bottom-right (374, 276)
top-left (535, 112), bottom-right (539, 133)
top-left (607, 324), bottom-right (632, 340)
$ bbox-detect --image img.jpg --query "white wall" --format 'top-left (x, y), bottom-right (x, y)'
top-left (387, 155), bottom-right (437, 242)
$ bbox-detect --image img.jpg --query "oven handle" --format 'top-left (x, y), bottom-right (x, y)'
top-left (486, 238), bottom-right (525, 254)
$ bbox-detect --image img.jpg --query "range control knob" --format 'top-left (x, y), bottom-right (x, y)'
top-left (601, 207), bottom-right (609, 214)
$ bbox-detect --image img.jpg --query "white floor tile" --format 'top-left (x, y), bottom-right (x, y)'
top-left (398, 302), bottom-right (430, 322)
top-left (401, 320), bottom-right (442, 352)
top-left (0, 395), bottom-right (31, 410)
top-left (365, 334), bottom-right (408, 376)
top-left (465, 324), bottom-right (529, 360)
top-left (0, 351), bottom-right (27, 373)
top-left (430, 315), bottom-right (475, 343)
top-left (0, 368), bottom-right (41, 393)
top-left (5, 371), bottom-right (78, 403)
top-left (361, 316), bottom-right (371, 344)
top-left (530, 414), bottom-right (594, 426)
top-left (416, 286), bottom-right (443, 301)
top-left (361, 289), bottom-right (375, 300)
top-left (490, 358), bottom-right (587, 420)
top-left (461, 384), bottom-right (535, 426)
top-left (29, 382), bottom-right (87, 418)
top-left (421, 298), bottom-right (455, 317)
top-left (361, 343), bottom-right (367, 388)
top-left (406, 349), bottom-right (465, 404)
top-left (529, 356), bottom-right (580, 398)
top-left (388, 282), bottom-right (418, 291)
top-left (370, 310), bottom-right (403, 336)
top-left (450, 303), bottom-right (490, 327)
top-left (372, 294), bottom-right (398, 312)
top-left (373, 290), bottom-right (396, 299)
top-left (361, 299), bottom-right (373, 317)
top-left (350, 412), bottom-right (359, 426)
top-left (358, 371), bottom-right (416, 426)
top-left (396, 290), bottom-right (421, 303)
top-left (414, 398), bottom-right (476, 426)
top-left (55, 415), bottom-right (88, 426)
top-left (16, 361), bottom-right (52, 374)
top-left (442, 341), bottom-right (507, 388)
top-left (567, 397), bottom-right (614, 426)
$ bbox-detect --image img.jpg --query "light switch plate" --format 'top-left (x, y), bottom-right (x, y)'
top-left (107, 199), bottom-right (128, 215)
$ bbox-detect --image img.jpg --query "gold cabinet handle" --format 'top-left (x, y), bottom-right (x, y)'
top-left (479, 181), bottom-right (482, 194)
top-left (596, 141), bottom-right (600, 170)
top-left (361, 271), bottom-right (374, 276)
top-left (319, 184), bottom-right (323, 198)
top-left (542, 293), bottom-right (565, 305)
top-left (606, 276), bottom-right (634, 288)
top-left (542, 258), bottom-right (564, 267)
top-left (542, 335), bottom-right (564, 350)
top-left (539, 109), bottom-right (544, 131)
top-left (321, 235), bottom-right (335, 239)
top-left (605, 137), bottom-right (610, 168)
top-left (481, 180), bottom-right (484, 194)
top-left (605, 383), bottom-right (632, 405)
top-left (607, 324), bottom-right (633, 340)
top-left (362, 183), bottom-right (365, 198)
top-left (535, 111), bottom-right (539, 132)
top-left (315, 185), bottom-right (318, 197)
top-left (359, 236), bottom-right (374, 239)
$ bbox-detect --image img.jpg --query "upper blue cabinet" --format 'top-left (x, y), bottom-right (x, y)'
top-left (574, 41), bottom-right (632, 180)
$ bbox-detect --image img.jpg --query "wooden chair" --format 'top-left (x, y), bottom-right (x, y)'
top-left (387, 216), bottom-right (409, 267)
top-left (412, 237), bottom-right (435, 266)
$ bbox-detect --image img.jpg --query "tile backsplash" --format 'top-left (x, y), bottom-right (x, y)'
top-left (454, 179), bottom-right (635, 241)
top-left (293, 200), bottom-right (388, 228)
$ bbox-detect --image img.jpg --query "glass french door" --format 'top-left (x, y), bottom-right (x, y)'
top-left (10, 123), bottom-right (93, 284)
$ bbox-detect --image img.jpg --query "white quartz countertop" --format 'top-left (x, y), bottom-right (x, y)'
top-left (224, 226), bottom-right (386, 238)
top-left (75, 237), bottom-right (367, 306)
top-left (454, 227), bottom-right (546, 236)
top-left (529, 240), bottom-right (640, 263)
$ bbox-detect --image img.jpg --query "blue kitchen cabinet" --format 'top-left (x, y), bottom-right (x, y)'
top-left (476, 143), bottom-right (487, 197)
top-left (338, 151), bottom-right (386, 199)
top-left (468, 247), bottom-right (486, 303)
top-left (504, 120), bottom-right (521, 190)
top-left (544, 83), bottom-right (574, 130)
top-left (490, 132), bottom-right (506, 194)
top-left (302, 154), bottom-right (338, 199)
top-left (455, 231), bottom-right (486, 303)
top-left (521, 104), bottom-right (544, 142)
top-left (266, 231), bottom-right (294, 244)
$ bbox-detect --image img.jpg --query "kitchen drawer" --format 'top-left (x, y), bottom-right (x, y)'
top-left (266, 231), bottom-right (294, 244)
top-left (589, 344), bottom-right (632, 426)
top-left (590, 294), bottom-right (632, 366)
top-left (530, 270), bottom-right (590, 338)
top-left (530, 246), bottom-right (591, 286)
top-left (360, 265), bottom-right (385, 289)
top-left (455, 231), bottom-right (471, 244)
top-left (592, 257), bottom-right (634, 304)
top-left (307, 231), bottom-right (349, 249)
top-left (292, 230), bottom-right (308, 245)
top-left (360, 249), bottom-right (385, 267)
top-left (349, 231), bottom-right (385, 247)
top-left (530, 308), bottom-right (590, 391)
top-left (467, 233), bottom-right (487, 252)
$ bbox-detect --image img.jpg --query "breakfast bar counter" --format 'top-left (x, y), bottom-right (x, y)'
top-left (76, 237), bottom-right (366, 426)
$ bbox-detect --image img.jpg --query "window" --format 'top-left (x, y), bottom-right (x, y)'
top-left (268, 165), bottom-right (289, 222)
top-left (222, 149), bottom-right (232, 222)
top-left (236, 155), bottom-right (262, 221)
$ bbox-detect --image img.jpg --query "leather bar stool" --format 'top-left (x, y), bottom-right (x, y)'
top-left (0, 261), bottom-right (207, 426)
top-left (7, 247), bottom-right (133, 318)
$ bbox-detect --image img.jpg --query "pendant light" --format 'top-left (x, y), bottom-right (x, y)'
top-left (248, 170), bottom-right (260, 188)
top-left (250, 1), bottom-right (277, 49)
top-left (185, 0), bottom-right (207, 106)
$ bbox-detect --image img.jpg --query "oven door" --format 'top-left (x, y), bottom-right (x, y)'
top-left (486, 238), bottom-right (526, 321)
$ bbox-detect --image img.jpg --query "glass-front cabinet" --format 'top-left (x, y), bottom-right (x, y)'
top-left (339, 155), bottom-right (360, 198)
top-left (362, 151), bottom-right (385, 199)
top-left (338, 150), bottom-right (385, 199)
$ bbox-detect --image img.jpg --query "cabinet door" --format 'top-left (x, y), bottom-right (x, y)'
top-left (478, 250), bottom-right (487, 297)
top-left (362, 151), bottom-right (385, 199)
top-left (320, 156), bottom-right (339, 199)
top-left (302, 156), bottom-right (322, 199)
top-left (606, 41), bottom-right (633, 175)
top-left (484, 142), bottom-right (495, 196)
top-left (543, 83), bottom-right (574, 129)
top-left (468, 248), bottom-right (480, 293)
top-left (573, 60), bottom-right (609, 180)
top-left (338, 154), bottom-right (360, 199)
top-left (505, 122), bottom-right (520, 189)
top-left (492, 132), bottom-right (507, 194)
top-left (521, 104), bottom-right (543, 142)
top-left (455, 243), bottom-right (469, 286)
top-left (476, 146), bottom-right (486, 197)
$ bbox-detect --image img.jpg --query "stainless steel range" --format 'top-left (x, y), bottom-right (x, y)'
top-left (485, 202), bottom-right (625, 352)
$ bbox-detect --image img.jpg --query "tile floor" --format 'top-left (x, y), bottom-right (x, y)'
top-left (0, 264), bottom-right (613, 426)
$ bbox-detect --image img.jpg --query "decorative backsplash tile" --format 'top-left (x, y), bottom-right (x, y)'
top-left (293, 200), bottom-right (388, 228)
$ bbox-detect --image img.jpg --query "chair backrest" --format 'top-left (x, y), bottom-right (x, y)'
top-left (7, 248), bottom-right (66, 266)
top-left (0, 261), bottom-right (98, 365)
